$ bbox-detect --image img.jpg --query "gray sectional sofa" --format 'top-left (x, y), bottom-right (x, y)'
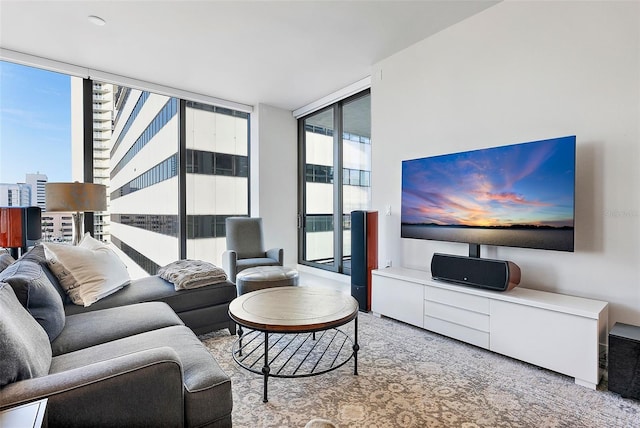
top-left (22, 245), bottom-right (238, 335)
top-left (0, 246), bottom-right (237, 427)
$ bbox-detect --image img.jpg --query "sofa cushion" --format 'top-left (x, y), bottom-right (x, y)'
top-left (43, 234), bottom-right (130, 307)
top-left (0, 282), bottom-right (52, 387)
top-left (50, 325), bottom-right (232, 427)
top-left (51, 302), bottom-right (184, 356)
top-left (21, 245), bottom-right (70, 304)
top-left (64, 274), bottom-right (237, 316)
top-left (0, 259), bottom-right (65, 341)
top-left (0, 251), bottom-right (15, 273)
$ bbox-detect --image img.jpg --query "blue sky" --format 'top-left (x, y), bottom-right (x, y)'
top-left (0, 61), bottom-right (71, 184)
top-left (401, 136), bottom-right (576, 228)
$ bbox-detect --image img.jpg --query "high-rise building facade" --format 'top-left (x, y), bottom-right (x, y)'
top-left (108, 88), bottom-right (249, 274)
top-left (70, 79), bottom-right (113, 243)
top-left (0, 183), bottom-right (31, 206)
top-left (90, 82), bottom-right (113, 242)
top-left (41, 212), bottom-right (73, 242)
top-left (25, 173), bottom-right (47, 209)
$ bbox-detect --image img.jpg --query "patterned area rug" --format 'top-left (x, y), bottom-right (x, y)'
top-left (200, 312), bottom-right (640, 427)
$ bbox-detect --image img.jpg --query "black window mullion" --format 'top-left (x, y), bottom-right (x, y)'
top-left (83, 78), bottom-right (95, 237)
top-left (178, 99), bottom-right (187, 259)
top-left (333, 103), bottom-right (343, 271)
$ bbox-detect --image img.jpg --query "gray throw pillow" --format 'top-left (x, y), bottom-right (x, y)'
top-left (0, 282), bottom-right (52, 387)
top-left (0, 260), bottom-right (66, 341)
top-left (21, 243), bottom-right (48, 264)
top-left (0, 251), bottom-right (15, 273)
top-left (21, 245), bottom-right (69, 304)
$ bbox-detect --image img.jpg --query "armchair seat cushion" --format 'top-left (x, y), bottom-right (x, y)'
top-left (236, 257), bottom-right (280, 272)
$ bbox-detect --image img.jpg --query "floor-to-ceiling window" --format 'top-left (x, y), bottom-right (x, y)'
top-left (298, 90), bottom-right (371, 274)
top-left (1, 60), bottom-right (251, 276)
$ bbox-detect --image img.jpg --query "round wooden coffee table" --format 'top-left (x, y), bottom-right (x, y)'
top-left (228, 286), bottom-right (359, 402)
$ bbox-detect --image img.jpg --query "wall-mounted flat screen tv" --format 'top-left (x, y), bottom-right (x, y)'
top-left (401, 136), bottom-right (576, 252)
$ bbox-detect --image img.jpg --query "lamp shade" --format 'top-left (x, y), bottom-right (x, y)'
top-left (46, 182), bottom-right (107, 212)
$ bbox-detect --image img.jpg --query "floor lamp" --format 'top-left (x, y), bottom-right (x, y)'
top-left (45, 182), bottom-right (107, 245)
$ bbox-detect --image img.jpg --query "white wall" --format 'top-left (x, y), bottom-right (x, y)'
top-left (372, 1), bottom-right (640, 325)
top-left (253, 103), bottom-right (298, 267)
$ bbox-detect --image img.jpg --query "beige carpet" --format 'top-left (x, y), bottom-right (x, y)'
top-left (201, 312), bottom-right (640, 428)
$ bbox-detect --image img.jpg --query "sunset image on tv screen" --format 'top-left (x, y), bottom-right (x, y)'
top-left (401, 136), bottom-right (575, 251)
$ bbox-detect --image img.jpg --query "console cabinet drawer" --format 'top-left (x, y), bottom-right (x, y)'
top-left (424, 300), bottom-right (490, 332)
top-left (424, 315), bottom-right (490, 349)
top-left (426, 286), bottom-right (489, 314)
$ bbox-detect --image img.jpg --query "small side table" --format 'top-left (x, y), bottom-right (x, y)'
top-left (0, 399), bottom-right (47, 428)
top-left (609, 323), bottom-right (640, 399)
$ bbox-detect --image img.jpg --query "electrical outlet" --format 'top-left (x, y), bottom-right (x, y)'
top-left (385, 205), bottom-right (391, 216)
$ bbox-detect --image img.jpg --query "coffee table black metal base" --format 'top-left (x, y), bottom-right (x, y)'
top-left (228, 287), bottom-right (360, 403)
top-left (232, 320), bottom-right (358, 402)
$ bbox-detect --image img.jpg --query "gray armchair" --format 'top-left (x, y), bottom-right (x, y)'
top-left (222, 217), bottom-right (283, 283)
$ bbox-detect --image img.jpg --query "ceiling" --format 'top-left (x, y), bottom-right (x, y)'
top-left (0, 1), bottom-right (498, 112)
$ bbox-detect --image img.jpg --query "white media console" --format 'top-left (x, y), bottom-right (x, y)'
top-left (371, 267), bottom-right (609, 389)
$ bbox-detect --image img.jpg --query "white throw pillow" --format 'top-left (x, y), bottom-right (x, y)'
top-left (43, 234), bottom-right (130, 307)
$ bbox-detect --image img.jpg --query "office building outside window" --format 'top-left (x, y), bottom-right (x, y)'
top-left (109, 89), bottom-right (180, 274)
top-left (185, 101), bottom-right (249, 263)
top-left (107, 89), bottom-right (250, 274)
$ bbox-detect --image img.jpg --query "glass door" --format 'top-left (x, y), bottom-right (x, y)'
top-left (300, 107), bottom-right (336, 269)
top-left (341, 94), bottom-right (371, 275)
top-left (299, 90), bottom-right (371, 274)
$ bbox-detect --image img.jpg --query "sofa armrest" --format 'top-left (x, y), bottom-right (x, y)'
top-left (222, 250), bottom-right (238, 283)
top-left (0, 347), bottom-right (184, 427)
top-left (266, 248), bottom-right (284, 265)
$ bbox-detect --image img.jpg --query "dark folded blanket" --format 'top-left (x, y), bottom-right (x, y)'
top-left (158, 259), bottom-right (227, 291)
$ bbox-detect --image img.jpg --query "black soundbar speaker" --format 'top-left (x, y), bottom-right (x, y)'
top-left (431, 253), bottom-right (521, 292)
